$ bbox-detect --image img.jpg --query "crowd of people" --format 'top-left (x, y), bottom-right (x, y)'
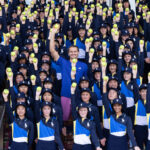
top-left (1, 0), bottom-right (150, 149)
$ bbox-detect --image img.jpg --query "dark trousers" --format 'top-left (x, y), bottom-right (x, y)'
top-left (72, 143), bottom-right (93, 150)
top-left (36, 140), bottom-right (56, 150)
top-left (11, 142), bottom-right (28, 150)
top-left (126, 106), bottom-right (135, 125)
top-left (107, 135), bottom-right (128, 150)
top-left (134, 125), bottom-right (148, 150)
top-left (102, 128), bottom-right (110, 150)
top-left (146, 140), bottom-right (150, 150)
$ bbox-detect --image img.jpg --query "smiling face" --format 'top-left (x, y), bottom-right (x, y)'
top-left (19, 85), bottom-right (28, 94)
top-left (108, 80), bottom-right (118, 89)
top-left (94, 72), bottom-right (101, 81)
top-left (109, 64), bottom-right (117, 74)
top-left (124, 54), bottom-right (132, 63)
top-left (92, 62), bottom-right (99, 70)
top-left (123, 72), bottom-right (132, 81)
top-left (39, 72), bottom-right (47, 82)
top-left (80, 81), bottom-right (89, 88)
top-left (78, 29), bottom-right (85, 38)
top-left (42, 106), bottom-right (51, 118)
top-left (68, 46), bottom-right (79, 60)
top-left (43, 92), bottom-right (52, 102)
top-left (139, 89), bottom-right (147, 100)
top-left (113, 104), bottom-right (122, 113)
top-left (19, 68), bottom-right (27, 76)
top-left (79, 107), bottom-right (88, 119)
top-left (108, 89), bottom-right (118, 101)
top-left (16, 75), bottom-right (24, 84)
top-left (100, 27), bottom-right (107, 35)
top-left (16, 105), bottom-right (26, 118)
top-left (44, 82), bottom-right (53, 89)
top-left (127, 40), bottom-right (134, 50)
top-left (81, 91), bottom-right (91, 103)
top-left (42, 55), bottom-right (50, 61)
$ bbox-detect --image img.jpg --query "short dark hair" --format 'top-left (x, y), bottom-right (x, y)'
top-left (68, 45), bottom-right (79, 52)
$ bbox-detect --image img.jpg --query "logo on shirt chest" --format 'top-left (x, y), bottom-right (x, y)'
top-left (24, 123), bottom-right (28, 128)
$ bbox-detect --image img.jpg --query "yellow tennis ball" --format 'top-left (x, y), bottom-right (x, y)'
top-left (72, 82), bottom-right (77, 88)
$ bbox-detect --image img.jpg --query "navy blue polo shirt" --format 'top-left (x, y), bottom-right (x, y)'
top-left (56, 56), bottom-right (87, 98)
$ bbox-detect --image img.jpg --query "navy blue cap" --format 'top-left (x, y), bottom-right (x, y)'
top-left (126, 22), bottom-right (133, 28)
top-left (92, 57), bottom-right (99, 62)
top-left (121, 30), bottom-right (129, 36)
top-left (25, 39), bottom-right (32, 45)
top-left (17, 53), bottom-right (26, 60)
top-left (93, 37), bottom-right (100, 42)
top-left (41, 101), bottom-right (52, 108)
top-left (78, 24), bottom-right (85, 30)
top-left (12, 10), bottom-right (17, 14)
top-left (15, 72), bottom-right (24, 78)
top-left (52, 19), bottom-right (60, 26)
top-left (97, 45), bottom-right (103, 51)
top-left (130, 58), bottom-right (137, 63)
top-left (17, 92), bottom-right (26, 99)
top-left (16, 102), bottom-right (26, 108)
top-left (123, 67), bottom-right (132, 73)
top-left (41, 51), bottom-right (50, 56)
top-left (78, 102), bottom-right (89, 110)
top-left (123, 50), bottom-right (132, 57)
top-left (126, 38), bottom-right (135, 44)
top-left (139, 84), bottom-right (147, 91)
top-left (39, 68), bottom-right (47, 74)
top-left (93, 31), bottom-right (100, 36)
top-left (10, 24), bottom-right (16, 28)
top-left (108, 59), bottom-right (118, 65)
top-left (108, 76), bottom-right (119, 82)
top-left (108, 88), bottom-right (119, 93)
top-left (27, 32), bottom-right (34, 37)
top-left (18, 64), bottom-right (28, 69)
top-left (93, 68), bottom-right (101, 73)
top-left (79, 76), bottom-right (89, 83)
top-left (56, 33), bottom-right (63, 38)
top-left (32, 26), bottom-right (38, 31)
top-left (68, 25), bottom-right (72, 31)
top-left (21, 46), bottom-right (29, 52)
top-left (40, 27), bottom-right (44, 32)
top-left (100, 23), bottom-right (107, 28)
top-left (18, 81), bottom-right (29, 87)
top-left (27, 25), bottom-right (32, 30)
top-left (44, 77), bottom-right (53, 84)
top-left (41, 60), bottom-right (50, 65)
top-left (81, 88), bottom-right (91, 94)
top-left (112, 98), bottom-right (123, 105)
top-left (42, 88), bottom-right (53, 96)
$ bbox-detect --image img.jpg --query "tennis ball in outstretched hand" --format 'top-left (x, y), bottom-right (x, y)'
top-left (33, 58), bottom-right (37, 63)
top-left (4, 89), bottom-right (9, 94)
top-left (8, 72), bottom-right (13, 77)
top-left (30, 75), bottom-right (36, 80)
top-left (132, 65), bottom-right (137, 70)
top-left (11, 52), bottom-right (16, 56)
top-left (72, 67), bottom-right (76, 71)
top-left (37, 86), bottom-right (42, 92)
top-left (72, 82), bottom-right (77, 88)
top-left (90, 48), bottom-right (94, 53)
top-left (103, 76), bottom-right (109, 81)
top-left (7, 67), bottom-right (12, 72)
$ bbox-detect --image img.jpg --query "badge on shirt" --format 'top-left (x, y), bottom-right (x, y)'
top-left (24, 123), bottom-right (28, 128)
